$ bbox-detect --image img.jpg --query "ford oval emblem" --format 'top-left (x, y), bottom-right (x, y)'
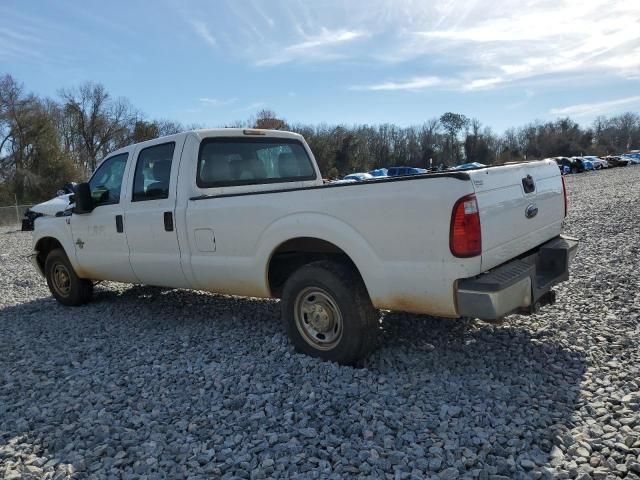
top-left (525, 203), bottom-right (538, 219)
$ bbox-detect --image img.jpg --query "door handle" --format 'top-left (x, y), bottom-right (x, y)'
top-left (163, 211), bottom-right (173, 232)
top-left (115, 215), bottom-right (124, 233)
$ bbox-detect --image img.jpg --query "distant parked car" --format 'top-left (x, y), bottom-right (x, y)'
top-left (603, 156), bottom-right (629, 167)
top-left (548, 156), bottom-right (570, 174)
top-left (387, 166), bottom-right (428, 176)
top-left (622, 153), bottom-right (640, 165)
top-left (343, 172), bottom-right (374, 182)
top-left (582, 156), bottom-right (607, 169)
top-left (572, 157), bottom-right (594, 171)
top-left (554, 157), bottom-right (569, 174)
top-left (368, 168), bottom-right (388, 177)
top-left (555, 157), bottom-right (584, 174)
top-left (453, 162), bottom-right (487, 170)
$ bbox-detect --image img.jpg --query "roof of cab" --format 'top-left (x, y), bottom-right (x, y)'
top-left (100, 128), bottom-right (304, 166)
top-left (192, 128), bottom-right (303, 140)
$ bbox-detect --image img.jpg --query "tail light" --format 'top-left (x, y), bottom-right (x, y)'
top-left (450, 194), bottom-right (482, 257)
top-left (561, 176), bottom-right (568, 217)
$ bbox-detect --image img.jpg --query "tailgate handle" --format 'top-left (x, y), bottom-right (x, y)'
top-left (522, 175), bottom-right (536, 194)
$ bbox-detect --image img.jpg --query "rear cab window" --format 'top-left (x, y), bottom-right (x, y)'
top-left (197, 137), bottom-right (316, 188)
top-left (132, 142), bottom-right (176, 201)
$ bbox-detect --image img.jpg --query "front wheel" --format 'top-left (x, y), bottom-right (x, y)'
top-left (281, 260), bottom-right (379, 365)
top-left (45, 248), bottom-right (93, 306)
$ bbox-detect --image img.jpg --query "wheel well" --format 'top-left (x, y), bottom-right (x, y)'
top-left (34, 237), bottom-right (64, 273)
top-left (267, 237), bottom-right (360, 298)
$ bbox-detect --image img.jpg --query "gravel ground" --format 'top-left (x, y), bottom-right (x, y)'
top-left (1, 167), bottom-right (639, 480)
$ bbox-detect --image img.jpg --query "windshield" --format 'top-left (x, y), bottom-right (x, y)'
top-left (88, 153), bottom-right (128, 205)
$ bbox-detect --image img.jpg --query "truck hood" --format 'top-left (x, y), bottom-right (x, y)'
top-left (31, 193), bottom-right (73, 216)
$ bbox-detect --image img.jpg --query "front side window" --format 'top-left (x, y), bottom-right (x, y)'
top-left (89, 153), bottom-right (128, 206)
top-left (197, 137), bottom-right (316, 188)
top-left (132, 142), bottom-right (175, 201)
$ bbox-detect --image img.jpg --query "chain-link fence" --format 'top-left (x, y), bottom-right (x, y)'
top-left (0, 204), bottom-right (34, 227)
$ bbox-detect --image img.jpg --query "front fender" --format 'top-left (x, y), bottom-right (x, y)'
top-left (32, 216), bottom-right (78, 272)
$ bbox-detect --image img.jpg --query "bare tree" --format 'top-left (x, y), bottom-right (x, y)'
top-left (253, 109), bottom-right (287, 130)
top-left (0, 75), bottom-right (78, 201)
top-left (611, 113), bottom-right (640, 151)
top-left (156, 119), bottom-right (184, 136)
top-left (59, 82), bottom-right (135, 173)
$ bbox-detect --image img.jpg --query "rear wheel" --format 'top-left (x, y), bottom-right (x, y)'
top-left (281, 260), bottom-right (378, 365)
top-left (45, 248), bottom-right (93, 306)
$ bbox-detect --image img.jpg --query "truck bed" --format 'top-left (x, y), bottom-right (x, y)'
top-left (184, 159), bottom-right (564, 317)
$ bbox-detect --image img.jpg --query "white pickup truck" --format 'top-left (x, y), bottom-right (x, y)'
top-left (31, 128), bottom-right (578, 364)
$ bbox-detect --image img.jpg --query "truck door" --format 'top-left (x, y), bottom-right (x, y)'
top-left (70, 151), bottom-right (139, 283)
top-left (123, 137), bottom-right (190, 288)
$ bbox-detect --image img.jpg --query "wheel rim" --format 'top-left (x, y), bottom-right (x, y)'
top-left (294, 287), bottom-right (343, 350)
top-left (51, 263), bottom-right (72, 297)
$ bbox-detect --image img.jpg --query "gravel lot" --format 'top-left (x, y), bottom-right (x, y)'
top-left (1, 167), bottom-right (639, 480)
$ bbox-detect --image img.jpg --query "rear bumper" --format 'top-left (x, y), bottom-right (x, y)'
top-left (456, 235), bottom-right (579, 320)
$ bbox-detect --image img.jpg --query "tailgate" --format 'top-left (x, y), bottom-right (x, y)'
top-left (468, 160), bottom-right (565, 272)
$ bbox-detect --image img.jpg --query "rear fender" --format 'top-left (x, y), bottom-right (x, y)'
top-left (257, 212), bottom-right (381, 299)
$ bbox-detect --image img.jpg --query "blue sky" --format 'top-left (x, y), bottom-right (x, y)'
top-left (1, 0), bottom-right (639, 132)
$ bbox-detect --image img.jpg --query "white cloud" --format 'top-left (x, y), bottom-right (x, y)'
top-left (287, 30), bottom-right (364, 52)
top-left (199, 97), bottom-right (237, 107)
top-left (550, 96), bottom-right (640, 117)
top-left (234, 102), bottom-right (266, 112)
top-left (462, 77), bottom-right (504, 91)
top-left (402, 0), bottom-right (640, 90)
top-left (0, 25), bottom-right (43, 60)
top-left (256, 28), bottom-right (366, 66)
top-left (350, 76), bottom-right (442, 91)
top-left (191, 21), bottom-right (217, 50)
top-left (182, 0), bottom-right (640, 90)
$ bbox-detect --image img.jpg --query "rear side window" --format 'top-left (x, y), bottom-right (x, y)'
top-left (89, 153), bottom-right (128, 206)
top-left (132, 142), bottom-right (175, 201)
top-left (197, 137), bottom-right (316, 188)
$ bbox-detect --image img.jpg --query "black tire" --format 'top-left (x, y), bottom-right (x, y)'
top-left (281, 260), bottom-right (378, 365)
top-left (45, 248), bottom-right (93, 306)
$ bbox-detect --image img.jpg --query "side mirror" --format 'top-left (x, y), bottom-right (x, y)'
top-left (73, 182), bottom-right (94, 214)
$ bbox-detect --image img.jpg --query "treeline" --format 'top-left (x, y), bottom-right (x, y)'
top-left (2, 73), bottom-right (639, 204)
top-left (274, 111), bottom-right (640, 178)
top-left (0, 75), bottom-right (186, 204)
